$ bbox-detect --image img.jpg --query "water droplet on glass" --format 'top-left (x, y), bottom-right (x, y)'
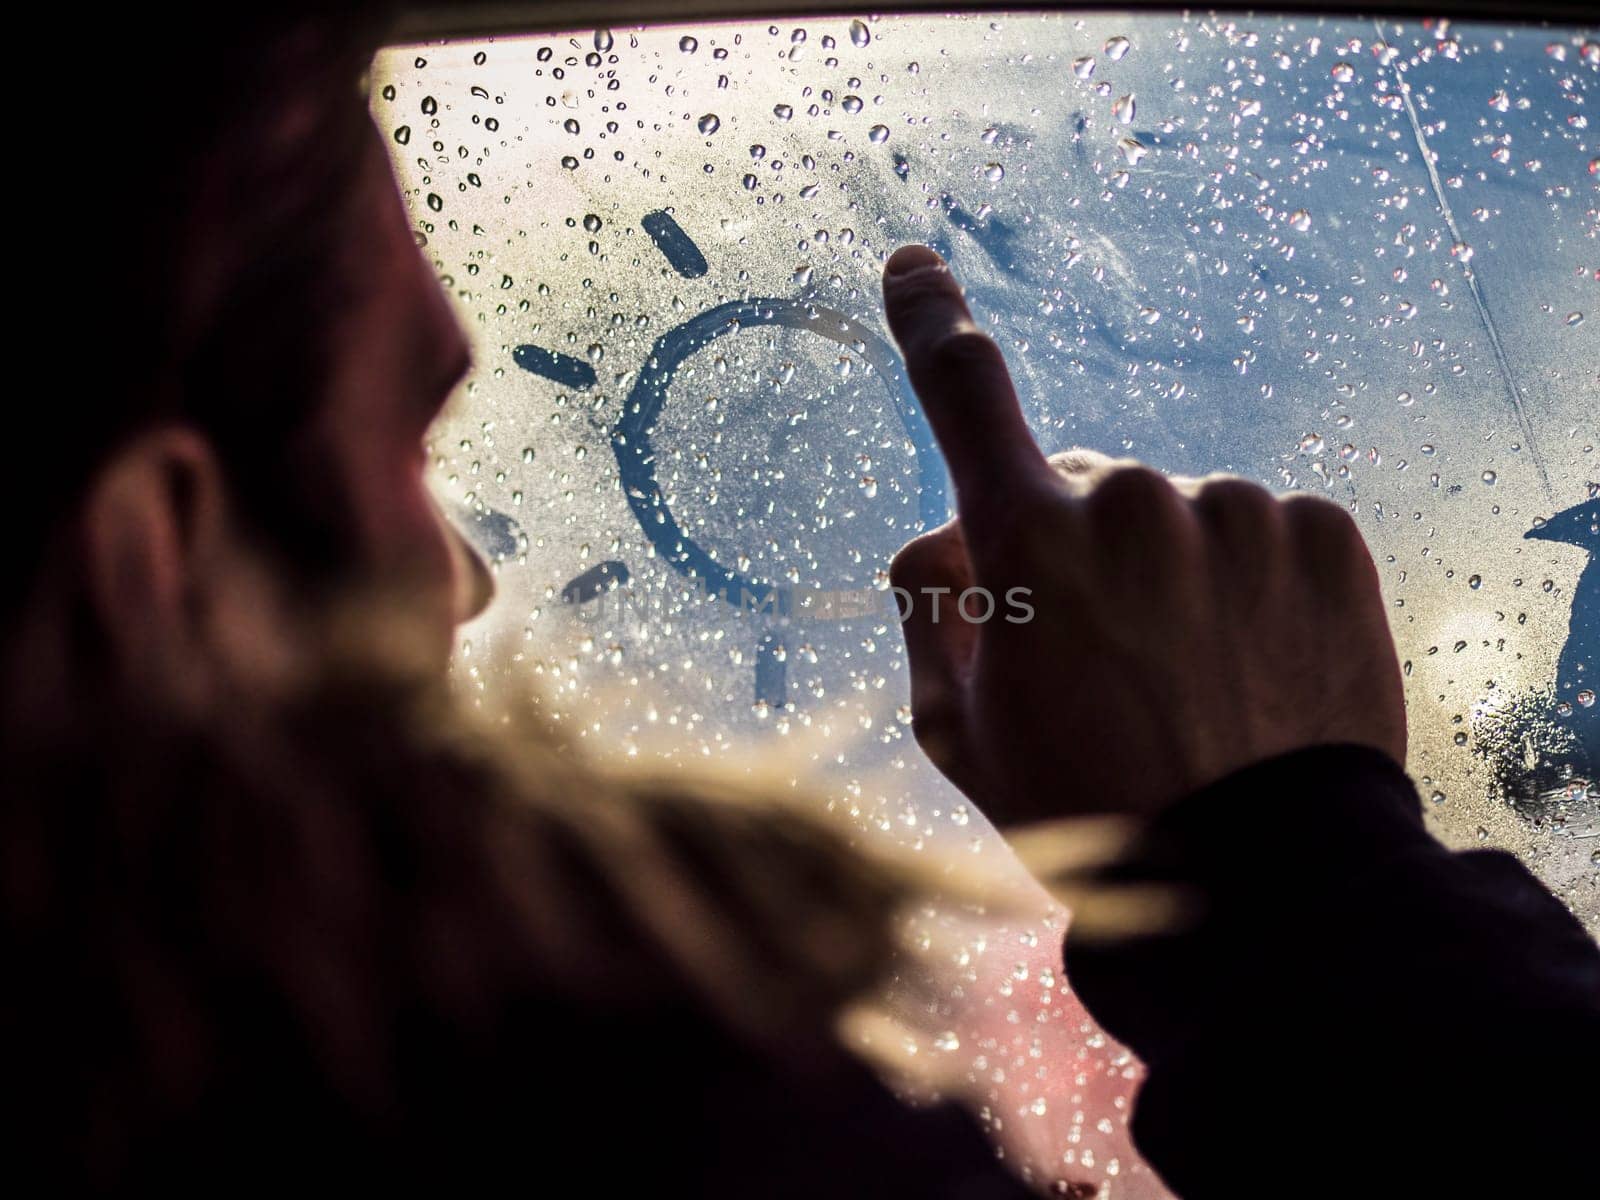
top-left (1104, 36), bottom-right (1131, 61)
top-left (792, 263), bottom-right (814, 286)
top-left (1482, 470), bottom-right (1497, 486)
top-left (1489, 90), bottom-right (1510, 112)
top-left (394, 125), bottom-right (412, 145)
top-left (1289, 209), bottom-right (1312, 232)
top-left (697, 113), bottom-right (721, 135)
top-left (868, 124), bottom-right (890, 143)
top-left (1112, 93), bottom-right (1136, 125)
top-left (594, 28), bottom-right (613, 52)
top-left (1331, 61), bottom-right (1355, 83)
top-left (1299, 433), bottom-right (1325, 455)
top-left (679, 35), bottom-right (698, 54)
top-left (1578, 689), bottom-right (1596, 709)
top-left (984, 161), bottom-right (1005, 182)
top-left (1072, 55), bottom-right (1096, 79)
top-left (1564, 312), bottom-right (1584, 327)
top-left (583, 213), bottom-right (602, 232)
top-left (849, 18), bottom-right (871, 48)
top-left (774, 103), bottom-right (794, 121)
top-left (426, 193), bottom-right (443, 212)
top-left (1119, 137), bottom-right (1147, 166)
top-left (1138, 306), bottom-right (1161, 325)
top-left (843, 94), bottom-right (863, 113)
top-left (1468, 574), bottom-right (1482, 589)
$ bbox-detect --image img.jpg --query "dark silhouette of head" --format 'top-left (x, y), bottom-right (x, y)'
top-left (0, 17), bottom-right (1013, 1195)
top-left (5, 7), bottom-right (492, 753)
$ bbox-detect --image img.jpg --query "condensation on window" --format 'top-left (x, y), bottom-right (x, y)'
top-left (375, 13), bottom-right (1596, 1192)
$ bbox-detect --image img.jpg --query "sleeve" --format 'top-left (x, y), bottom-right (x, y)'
top-left (1060, 743), bottom-right (1600, 1199)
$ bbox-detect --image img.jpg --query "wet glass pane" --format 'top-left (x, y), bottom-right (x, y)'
top-left (375, 13), bottom-right (1596, 1190)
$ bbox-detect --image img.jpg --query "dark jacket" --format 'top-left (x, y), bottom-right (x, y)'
top-left (1064, 744), bottom-right (1600, 1198)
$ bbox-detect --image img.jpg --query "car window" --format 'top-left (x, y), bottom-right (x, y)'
top-left (376, 11), bottom-right (1595, 1185)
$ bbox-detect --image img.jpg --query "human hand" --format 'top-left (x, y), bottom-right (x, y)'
top-left (882, 245), bottom-right (1406, 826)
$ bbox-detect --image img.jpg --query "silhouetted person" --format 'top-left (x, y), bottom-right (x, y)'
top-left (1527, 498), bottom-right (1599, 766)
top-left (2, 11), bottom-right (1043, 1197)
top-left (4, 10), bottom-right (1596, 1200)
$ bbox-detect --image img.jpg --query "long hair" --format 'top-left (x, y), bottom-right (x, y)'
top-left (0, 613), bottom-right (1005, 1186)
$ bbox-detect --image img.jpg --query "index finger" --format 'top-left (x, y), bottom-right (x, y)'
top-left (882, 245), bottom-right (1058, 539)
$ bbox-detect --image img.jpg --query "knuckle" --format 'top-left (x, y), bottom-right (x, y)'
top-left (888, 545), bottom-right (932, 593)
top-left (1089, 464), bottom-right (1183, 527)
top-left (1196, 475), bottom-right (1271, 513)
top-left (925, 327), bottom-right (1008, 379)
top-left (890, 525), bottom-right (963, 591)
top-left (1280, 495), bottom-right (1374, 591)
top-left (1281, 493), bottom-right (1360, 550)
top-left (1196, 477), bottom-right (1282, 539)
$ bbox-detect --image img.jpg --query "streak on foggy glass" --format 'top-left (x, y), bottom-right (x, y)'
top-left (375, 14), bottom-right (1597, 1193)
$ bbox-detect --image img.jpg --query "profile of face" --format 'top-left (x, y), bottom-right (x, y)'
top-left (295, 120), bottom-right (496, 663)
top-left (60, 117), bottom-right (492, 715)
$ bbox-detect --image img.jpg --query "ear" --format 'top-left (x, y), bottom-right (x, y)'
top-left (79, 427), bottom-right (227, 673)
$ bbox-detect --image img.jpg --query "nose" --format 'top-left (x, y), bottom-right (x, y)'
top-left (444, 516), bottom-right (496, 624)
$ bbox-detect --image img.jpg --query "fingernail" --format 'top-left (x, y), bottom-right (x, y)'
top-left (884, 244), bottom-right (945, 280)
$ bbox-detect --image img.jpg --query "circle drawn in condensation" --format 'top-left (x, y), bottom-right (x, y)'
top-left (513, 210), bottom-right (948, 706)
